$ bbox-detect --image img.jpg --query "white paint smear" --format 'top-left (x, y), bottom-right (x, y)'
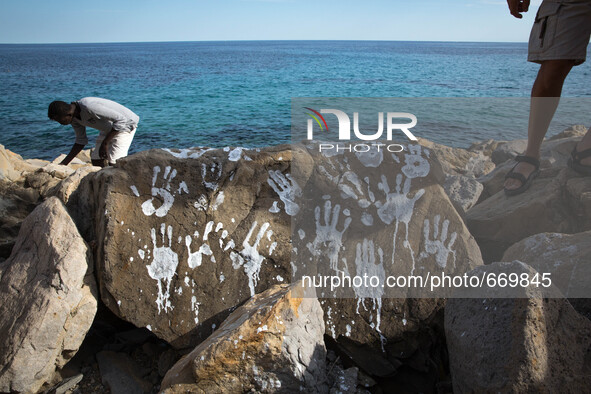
top-left (162, 147), bottom-right (213, 159)
top-left (228, 147), bottom-right (244, 161)
top-left (269, 201), bottom-right (280, 213)
top-left (130, 185), bottom-right (140, 197)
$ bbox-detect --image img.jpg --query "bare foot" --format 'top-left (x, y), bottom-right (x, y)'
top-left (504, 161), bottom-right (537, 191)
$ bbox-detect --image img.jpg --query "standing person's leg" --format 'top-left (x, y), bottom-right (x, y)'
top-left (504, 0), bottom-right (591, 194)
top-left (504, 60), bottom-right (574, 192)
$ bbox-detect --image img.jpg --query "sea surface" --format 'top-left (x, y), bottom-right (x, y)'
top-left (0, 41), bottom-right (590, 160)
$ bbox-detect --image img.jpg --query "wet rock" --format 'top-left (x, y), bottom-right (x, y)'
top-left (0, 197), bottom-right (98, 393)
top-left (445, 261), bottom-right (591, 393)
top-left (161, 283), bottom-right (327, 393)
top-left (96, 351), bottom-right (152, 394)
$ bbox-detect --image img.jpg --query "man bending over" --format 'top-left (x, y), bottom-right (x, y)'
top-left (48, 97), bottom-right (139, 167)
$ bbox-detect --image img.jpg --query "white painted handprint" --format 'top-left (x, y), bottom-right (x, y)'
top-left (201, 162), bottom-right (223, 191)
top-left (401, 145), bottom-right (430, 179)
top-left (267, 170), bottom-right (302, 216)
top-left (375, 174), bottom-right (424, 226)
top-left (307, 200), bottom-right (352, 272)
top-left (230, 221), bottom-right (273, 296)
top-left (420, 215), bottom-right (457, 269)
top-left (141, 166), bottom-right (189, 217)
top-left (146, 224), bottom-right (179, 313)
top-left (185, 229), bottom-right (215, 269)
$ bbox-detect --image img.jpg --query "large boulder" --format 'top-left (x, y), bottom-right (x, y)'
top-left (445, 261), bottom-right (591, 393)
top-left (291, 142), bottom-right (483, 387)
top-left (161, 283), bottom-right (326, 393)
top-left (77, 146), bottom-right (293, 348)
top-left (76, 142), bottom-right (482, 390)
top-left (0, 197), bottom-right (98, 393)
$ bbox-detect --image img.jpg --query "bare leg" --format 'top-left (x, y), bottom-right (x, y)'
top-left (504, 59), bottom-right (575, 191)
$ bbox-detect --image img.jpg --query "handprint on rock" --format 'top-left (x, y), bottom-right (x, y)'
top-left (375, 174), bottom-right (425, 226)
top-left (420, 215), bottom-right (457, 269)
top-left (230, 221), bottom-right (273, 296)
top-left (401, 145), bottom-right (430, 179)
top-left (146, 223), bottom-right (179, 314)
top-left (307, 200), bottom-right (352, 272)
top-left (185, 230), bottom-right (214, 269)
top-left (141, 166), bottom-right (189, 217)
top-left (201, 162), bottom-right (223, 191)
top-left (354, 239), bottom-right (385, 300)
top-left (338, 172), bottom-right (375, 209)
top-left (267, 170), bottom-right (302, 216)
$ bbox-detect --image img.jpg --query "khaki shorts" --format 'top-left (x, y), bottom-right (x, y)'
top-left (91, 127), bottom-right (136, 165)
top-left (528, 0), bottom-right (591, 65)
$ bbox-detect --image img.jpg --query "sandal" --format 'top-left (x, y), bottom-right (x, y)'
top-left (567, 145), bottom-right (591, 175)
top-left (504, 155), bottom-right (541, 197)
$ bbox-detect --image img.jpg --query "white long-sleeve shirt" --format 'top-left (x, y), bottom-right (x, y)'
top-left (71, 97), bottom-right (140, 145)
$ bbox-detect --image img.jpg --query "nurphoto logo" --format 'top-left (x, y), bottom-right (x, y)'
top-left (304, 107), bottom-right (418, 153)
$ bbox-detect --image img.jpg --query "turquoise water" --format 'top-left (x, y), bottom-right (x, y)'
top-left (0, 41), bottom-right (590, 160)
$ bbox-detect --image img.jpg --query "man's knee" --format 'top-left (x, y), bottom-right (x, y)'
top-left (537, 60), bottom-right (576, 86)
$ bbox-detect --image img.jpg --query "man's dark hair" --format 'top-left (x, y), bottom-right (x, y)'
top-left (47, 101), bottom-right (71, 119)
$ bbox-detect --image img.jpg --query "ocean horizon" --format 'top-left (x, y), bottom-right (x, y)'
top-left (1, 40), bottom-right (590, 160)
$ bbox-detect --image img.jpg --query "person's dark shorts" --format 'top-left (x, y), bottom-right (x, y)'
top-left (528, 0), bottom-right (591, 65)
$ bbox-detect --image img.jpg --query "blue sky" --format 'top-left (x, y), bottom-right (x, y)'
top-left (0, 0), bottom-right (543, 43)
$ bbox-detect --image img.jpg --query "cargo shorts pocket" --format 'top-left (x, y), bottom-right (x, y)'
top-left (529, 2), bottom-right (562, 52)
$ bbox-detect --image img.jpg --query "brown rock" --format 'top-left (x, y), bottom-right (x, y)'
top-left (161, 283), bottom-right (326, 393)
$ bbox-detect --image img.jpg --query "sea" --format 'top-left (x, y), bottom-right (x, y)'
top-left (0, 41), bottom-right (590, 161)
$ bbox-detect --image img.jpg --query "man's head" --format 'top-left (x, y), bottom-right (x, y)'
top-left (48, 101), bottom-right (75, 125)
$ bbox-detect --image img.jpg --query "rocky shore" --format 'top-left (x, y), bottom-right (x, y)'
top-left (0, 125), bottom-right (590, 393)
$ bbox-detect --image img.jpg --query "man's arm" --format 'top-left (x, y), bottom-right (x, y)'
top-left (60, 143), bottom-right (86, 165)
top-left (98, 128), bottom-right (120, 159)
top-left (507, 0), bottom-right (530, 18)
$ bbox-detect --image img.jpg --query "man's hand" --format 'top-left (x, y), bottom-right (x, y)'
top-left (507, 0), bottom-right (530, 18)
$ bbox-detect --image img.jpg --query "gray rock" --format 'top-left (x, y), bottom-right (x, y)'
top-left (161, 283), bottom-right (327, 393)
top-left (443, 174), bottom-right (483, 213)
top-left (503, 231), bottom-right (591, 316)
top-left (0, 197), bottom-right (98, 393)
top-left (445, 261), bottom-right (591, 393)
top-left (490, 139), bottom-right (527, 165)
